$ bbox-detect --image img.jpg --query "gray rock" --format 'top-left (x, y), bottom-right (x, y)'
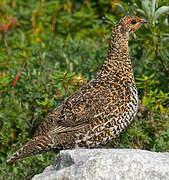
top-left (32, 149), bottom-right (169, 180)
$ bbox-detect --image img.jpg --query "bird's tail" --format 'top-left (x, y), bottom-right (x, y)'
top-left (7, 135), bottom-right (52, 163)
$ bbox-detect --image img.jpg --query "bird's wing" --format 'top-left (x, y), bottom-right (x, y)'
top-left (34, 78), bottom-right (114, 136)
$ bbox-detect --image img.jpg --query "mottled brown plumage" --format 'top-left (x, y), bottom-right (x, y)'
top-left (7, 15), bottom-right (147, 163)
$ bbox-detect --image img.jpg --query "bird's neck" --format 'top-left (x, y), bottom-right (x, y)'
top-left (108, 30), bottom-right (131, 69)
top-left (96, 30), bottom-right (133, 80)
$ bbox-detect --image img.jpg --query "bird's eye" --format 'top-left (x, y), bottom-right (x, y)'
top-left (131, 20), bottom-right (137, 24)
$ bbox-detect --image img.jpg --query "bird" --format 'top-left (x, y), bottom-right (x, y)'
top-left (7, 15), bottom-right (148, 163)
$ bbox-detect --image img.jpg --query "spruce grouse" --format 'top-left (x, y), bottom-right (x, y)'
top-left (7, 15), bottom-right (148, 163)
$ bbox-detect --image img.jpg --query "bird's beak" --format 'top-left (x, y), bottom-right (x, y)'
top-left (141, 19), bottom-right (148, 24)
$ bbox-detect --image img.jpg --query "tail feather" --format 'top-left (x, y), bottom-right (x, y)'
top-left (7, 135), bottom-right (52, 163)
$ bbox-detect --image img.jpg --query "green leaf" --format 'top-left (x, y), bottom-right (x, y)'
top-left (136, 8), bottom-right (146, 16)
top-left (154, 6), bottom-right (169, 23)
top-left (151, 0), bottom-right (156, 16)
top-left (142, 95), bottom-right (149, 106)
top-left (141, 0), bottom-right (151, 18)
top-left (114, 3), bottom-right (126, 13)
top-left (104, 14), bottom-right (116, 25)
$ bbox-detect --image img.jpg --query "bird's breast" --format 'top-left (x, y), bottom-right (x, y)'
top-left (74, 80), bottom-right (138, 148)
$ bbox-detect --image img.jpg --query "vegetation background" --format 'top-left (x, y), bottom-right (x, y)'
top-left (0, 0), bottom-right (168, 179)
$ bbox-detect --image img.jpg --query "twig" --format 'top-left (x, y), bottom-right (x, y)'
top-left (156, 50), bottom-right (169, 74)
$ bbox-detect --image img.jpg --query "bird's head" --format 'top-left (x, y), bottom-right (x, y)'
top-left (115, 15), bottom-right (148, 40)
